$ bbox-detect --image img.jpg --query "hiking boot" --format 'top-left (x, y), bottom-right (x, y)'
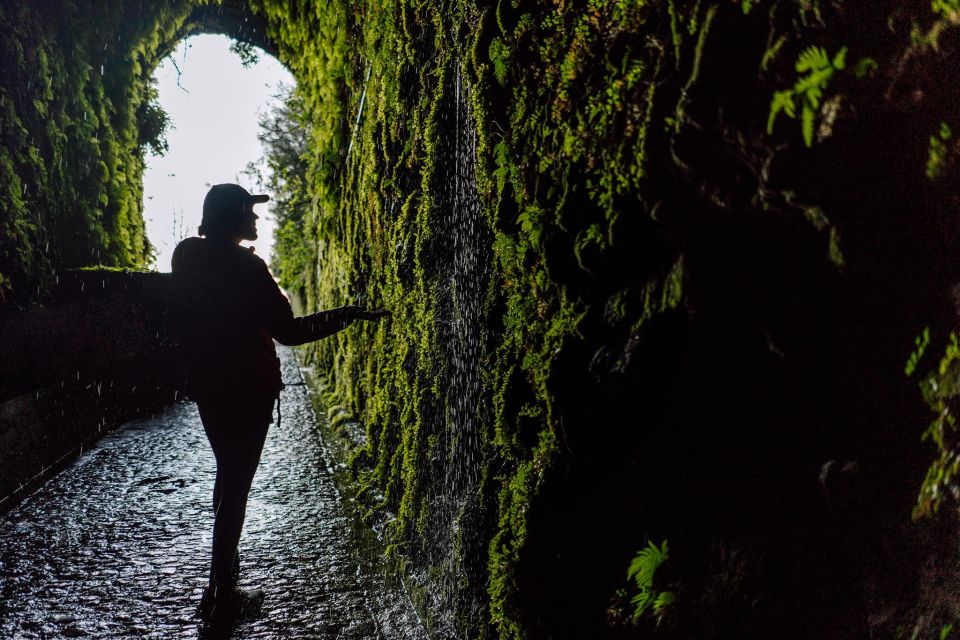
top-left (196, 584), bottom-right (264, 621)
top-left (196, 552), bottom-right (241, 618)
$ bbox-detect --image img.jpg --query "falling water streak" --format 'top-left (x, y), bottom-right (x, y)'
top-left (409, 55), bottom-right (491, 639)
top-left (346, 65), bottom-right (372, 160)
top-left (452, 66), bottom-right (485, 498)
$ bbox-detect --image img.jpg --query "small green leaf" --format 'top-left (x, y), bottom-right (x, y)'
top-left (767, 91), bottom-right (795, 133)
top-left (654, 590), bottom-right (676, 613)
top-left (832, 46), bottom-right (848, 70)
top-left (906, 327), bottom-right (932, 377)
top-left (804, 86), bottom-right (823, 108)
top-left (854, 57), bottom-right (879, 78)
top-left (801, 106), bottom-right (816, 146)
top-left (796, 45), bottom-right (828, 72)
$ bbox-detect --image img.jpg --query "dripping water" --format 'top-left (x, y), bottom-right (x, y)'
top-left (409, 58), bottom-right (492, 638)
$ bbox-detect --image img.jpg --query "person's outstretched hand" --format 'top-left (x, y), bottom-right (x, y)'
top-left (348, 306), bottom-right (391, 321)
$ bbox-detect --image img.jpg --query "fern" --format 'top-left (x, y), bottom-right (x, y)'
top-left (489, 38), bottom-right (510, 86)
top-left (516, 206), bottom-right (544, 249)
top-left (801, 107), bottom-right (817, 147)
top-left (654, 591), bottom-right (676, 611)
top-left (767, 45), bottom-right (848, 147)
top-left (796, 45), bottom-right (829, 72)
top-left (627, 540), bottom-right (667, 586)
top-left (767, 90), bottom-right (795, 133)
top-left (626, 540), bottom-right (675, 621)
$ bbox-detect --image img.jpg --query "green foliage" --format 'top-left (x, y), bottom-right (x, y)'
top-left (229, 39), bottom-right (261, 67)
top-left (18, 0), bottom-right (958, 637)
top-left (915, 332), bottom-right (960, 518)
top-left (489, 38), bottom-right (509, 86)
top-left (627, 540), bottom-right (675, 622)
top-left (933, 0), bottom-right (960, 21)
top-left (927, 122), bottom-right (954, 181)
top-left (768, 45), bottom-right (848, 147)
top-left (243, 83), bottom-right (310, 300)
top-left (251, 0), bottom-right (697, 635)
top-left (906, 327), bottom-right (932, 377)
top-left (137, 82), bottom-right (171, 156)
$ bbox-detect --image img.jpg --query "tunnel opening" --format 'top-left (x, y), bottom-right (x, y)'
top-left (142, 33), bottom-right (294, 271)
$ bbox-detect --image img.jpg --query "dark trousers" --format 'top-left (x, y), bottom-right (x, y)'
top-left (196, 392), bottom-right (275, 590)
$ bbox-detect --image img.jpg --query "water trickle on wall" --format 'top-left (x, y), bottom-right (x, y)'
top-left (412, 59), bottom-right (492, 637)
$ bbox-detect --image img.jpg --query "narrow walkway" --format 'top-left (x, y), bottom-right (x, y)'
top-left (0, 348), bottom-right (427, 639)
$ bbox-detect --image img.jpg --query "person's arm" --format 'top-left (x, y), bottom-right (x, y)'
top-left (270, 305), bottom-right (359, 346)
top-left (259, 263), bottom-right (389, 345)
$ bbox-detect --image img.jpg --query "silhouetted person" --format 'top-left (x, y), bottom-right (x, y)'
top-left (169, 183), bottom-right (388, 620)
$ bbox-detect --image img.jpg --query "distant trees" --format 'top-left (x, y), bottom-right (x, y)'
top-left (244, 83), bottom-right (310, 307)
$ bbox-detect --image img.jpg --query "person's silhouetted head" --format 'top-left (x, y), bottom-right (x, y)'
top-left (199, 183), bottom-right (269, 242)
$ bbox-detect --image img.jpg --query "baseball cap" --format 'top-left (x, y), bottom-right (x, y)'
top-left (199, 184), bottom-right (269, 236)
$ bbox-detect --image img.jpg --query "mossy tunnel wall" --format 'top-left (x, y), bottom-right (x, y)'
top-left (4, 0), bottom-right (960, 637)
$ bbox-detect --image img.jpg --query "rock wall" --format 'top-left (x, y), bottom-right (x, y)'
top-left (259, 1), bottom-right (960, 637)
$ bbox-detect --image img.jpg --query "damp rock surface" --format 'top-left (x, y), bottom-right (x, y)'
top-left (0, 347), bottom-right (426, 639)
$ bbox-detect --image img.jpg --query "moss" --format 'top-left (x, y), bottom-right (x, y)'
top-left (258, 1), bottom-right (718, 635)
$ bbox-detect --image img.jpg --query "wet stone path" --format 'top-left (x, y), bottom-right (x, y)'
top-left (0, 348), bottom-right (427, 639)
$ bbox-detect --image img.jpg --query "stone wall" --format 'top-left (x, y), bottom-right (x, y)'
top-left (0, 271), bottom-right (182, 511)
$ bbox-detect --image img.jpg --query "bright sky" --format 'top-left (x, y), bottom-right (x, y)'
top-left (143, 35), bottom-right (294, 272)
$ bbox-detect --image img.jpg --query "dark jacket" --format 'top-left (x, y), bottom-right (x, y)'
top-left (170, 237), bottom-right (351, 399)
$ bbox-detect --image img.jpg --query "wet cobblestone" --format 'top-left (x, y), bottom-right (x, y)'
top-left (0, 347), bottom-right (427, 639)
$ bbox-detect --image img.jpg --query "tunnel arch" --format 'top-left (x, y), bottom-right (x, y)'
top-left (166, 1), bottom-right (279, 64)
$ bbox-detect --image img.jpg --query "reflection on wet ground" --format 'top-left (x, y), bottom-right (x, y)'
top-left (0, 347), bottom-right (427, 639)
